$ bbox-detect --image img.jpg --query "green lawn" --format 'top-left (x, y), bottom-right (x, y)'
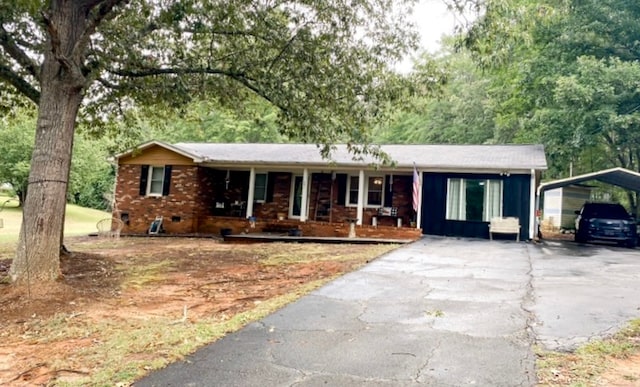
top-left (0, 195), bottom-right (111, 244)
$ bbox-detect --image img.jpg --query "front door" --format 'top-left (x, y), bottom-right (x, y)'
top-left (290, 175), bottom-right (304, 218)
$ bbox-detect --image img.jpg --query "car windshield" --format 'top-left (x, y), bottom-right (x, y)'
top-left (582, 204), bottom-right (630, 219)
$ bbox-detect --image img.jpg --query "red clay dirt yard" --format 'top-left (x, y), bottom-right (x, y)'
top-left (0, 236), bottom-right (397, 386)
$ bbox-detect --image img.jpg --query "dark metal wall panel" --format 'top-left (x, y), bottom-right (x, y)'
top-left (421, 172), bottom-right (531, 240)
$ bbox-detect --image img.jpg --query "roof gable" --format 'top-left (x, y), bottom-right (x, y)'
top-left (115, 140), bottom-right (203, 164)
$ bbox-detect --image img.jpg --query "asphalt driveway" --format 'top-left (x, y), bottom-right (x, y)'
top-left (136, 236), bottom-right (640, 386)
top-left (530, 239), bottom-right (640, 351)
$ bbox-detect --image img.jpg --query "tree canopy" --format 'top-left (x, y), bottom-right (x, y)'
top-left (441, 0), bottom-right (640, 176)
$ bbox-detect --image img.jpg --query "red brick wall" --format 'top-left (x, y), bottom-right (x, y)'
top-left (115, 164), bottom-right (202, 234)
top-left (253, 172), bottom-right (292, 219)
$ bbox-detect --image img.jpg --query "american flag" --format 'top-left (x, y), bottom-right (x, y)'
top-left (412, 164), bottom-right (420, 212)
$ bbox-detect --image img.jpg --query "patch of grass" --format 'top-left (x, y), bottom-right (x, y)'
top-left (0, 196), bottom-right (109, 246)
top-left (22, 312), bottom-right (99, 344)
top-left (260, 243), bottom-right (398, 265)
top-left (119, 260), bottom-right (175, 289)
top-left (536, 318), bottom-right (640, 386)
top-left (425, 309), bottom-right (444, 318)
top-left (0, 197), bottom-right (23, 244)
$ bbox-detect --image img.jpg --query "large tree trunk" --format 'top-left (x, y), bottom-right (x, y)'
top-left (9, 2), bottom-right (87, 284)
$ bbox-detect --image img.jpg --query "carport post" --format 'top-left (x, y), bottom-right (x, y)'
top-left (531, 169), bottom-right (538, 240)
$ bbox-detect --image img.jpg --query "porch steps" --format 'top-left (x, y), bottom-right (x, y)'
top-left (222, 233), bottom-right (414, 245)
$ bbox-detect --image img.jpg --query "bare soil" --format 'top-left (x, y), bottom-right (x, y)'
top-left (0, 236), bottom-right (394, 386)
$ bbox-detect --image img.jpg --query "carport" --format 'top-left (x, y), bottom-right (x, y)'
top-left (535, 167), bottom-right (640, 236)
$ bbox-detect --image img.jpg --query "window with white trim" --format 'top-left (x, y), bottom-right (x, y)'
top-left (254, 173), bottom-right (268, 202)
top-left (446, 178), bottom-right (502, 221)
top-left (346, 175), bottom-right (385, 207)
top-left (367, 176), bottom-right (384, 206)
top-left (147, 166), bottom-right (165, 196)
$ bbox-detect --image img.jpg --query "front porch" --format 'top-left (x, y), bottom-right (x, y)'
top-left (196, 215), bottom-right (423, 242)
top-left (192, 167), bottom-right (421, 239)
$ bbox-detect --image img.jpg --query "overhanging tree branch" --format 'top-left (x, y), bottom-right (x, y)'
top-left (0, 64), bottom-right (40, 104)
top-left (77, 0), bottom-right (129, 61)
top-left (96, 76), bottom-right (122, 89)
top-left (0, 24), bottom-right (41, 82)
top-left (109, 67), bottom-right (252, 79)
top-left (108, 66), bottom-right (286, 112)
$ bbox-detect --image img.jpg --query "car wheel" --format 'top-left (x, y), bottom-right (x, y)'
top-left (626, 238), bottom-right (637, 249)
top-left (575, 231), bottom-right (587, 243)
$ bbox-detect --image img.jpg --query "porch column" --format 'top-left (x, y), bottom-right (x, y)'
top-left (530, 169), bottom-right (537, 240)
top-left (300, 168), bottom-right (309, 222)
top-left (357, 169), bottom-right (365, 225)
top-left (246, 167), bottom-right (256, 218)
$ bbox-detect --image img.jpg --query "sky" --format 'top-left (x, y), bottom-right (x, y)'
top-left (414, 0), bottom-right (459, 52)
top-left (397, 0), bottom-right (466, 72)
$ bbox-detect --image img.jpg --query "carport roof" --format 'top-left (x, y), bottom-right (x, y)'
top-left (538, 167), bottom-right (640, 193)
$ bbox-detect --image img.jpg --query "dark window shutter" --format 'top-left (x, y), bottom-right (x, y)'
top-left (384, 175), bottom-right (393, 207)
top-left (139, 165), bottom-right (149, 196)
top-left (336, 173), bottom-right (347, 205)
top-left (162, 165), bottom-right (172, 196)
top-left (266, 172), bottom-right (276, 202)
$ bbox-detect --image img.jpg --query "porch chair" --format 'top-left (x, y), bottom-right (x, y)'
top-left (96, 217), bottom-right (125, 239)
top-left (230, 201), bottom-right (246, 217)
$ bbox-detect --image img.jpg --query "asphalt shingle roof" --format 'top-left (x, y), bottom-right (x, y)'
top-left (172, 143), bottom-right (547, 171)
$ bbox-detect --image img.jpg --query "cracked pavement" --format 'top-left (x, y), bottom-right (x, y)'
top-left (136, 236), bottom-right (640, 386)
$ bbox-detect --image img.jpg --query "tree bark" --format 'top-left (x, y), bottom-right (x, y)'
top-left (10, 1), bottom-right (87, 284)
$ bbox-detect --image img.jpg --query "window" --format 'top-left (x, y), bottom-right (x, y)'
top-left (348, 176), bottom-right (359, 204)
top-left (446, 178), bottom-right (502, 221)
top-left (139, 165), bottom-right (171, 196)
top-left (148, 166), bottom-right (166, 196)
top-left (254, 173), bottom-right (267, 202)
top-left (367, 176), bottom-right (384, 206)
top-left (346, 175), bottom-right (384, 207)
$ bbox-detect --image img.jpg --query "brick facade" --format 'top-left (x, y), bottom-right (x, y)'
top-left (115, 164), bottom-right (202, 234)
top-left (115, 164), bottom-right (419, 239)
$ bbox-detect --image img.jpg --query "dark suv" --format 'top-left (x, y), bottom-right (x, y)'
top-left (574, 202), bottom-right (637, 248)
